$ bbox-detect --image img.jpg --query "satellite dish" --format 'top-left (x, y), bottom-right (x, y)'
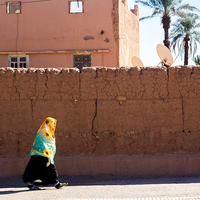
top-left (156, 44), bottom-right (173, 67)
top-left (132, 56), bottom-right (144, 67)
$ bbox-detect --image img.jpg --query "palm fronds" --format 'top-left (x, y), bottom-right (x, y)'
top-left (135, 0), bottom-right (200, 49)
top-left (192, 55), bottom-right (200, 65)
top-left (170, 15), bottom-right (200, 65)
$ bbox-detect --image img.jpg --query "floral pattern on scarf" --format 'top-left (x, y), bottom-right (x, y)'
top-left (30, 117), bottom-right (57, 167)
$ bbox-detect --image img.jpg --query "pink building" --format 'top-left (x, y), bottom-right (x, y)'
top-left (0, 0), bottom-right (139, 69)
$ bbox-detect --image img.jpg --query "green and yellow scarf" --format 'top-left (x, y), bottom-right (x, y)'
top-left (30, 117), bottom-right (57, 166)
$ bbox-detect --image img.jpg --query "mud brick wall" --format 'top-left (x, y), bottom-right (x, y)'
top-left (1, 66), bottom-right (200, 159)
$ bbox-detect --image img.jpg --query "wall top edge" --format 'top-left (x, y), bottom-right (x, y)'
top-left (0, 65), bottom-right (199, 74)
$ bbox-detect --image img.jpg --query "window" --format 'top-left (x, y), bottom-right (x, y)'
top-left (74, 55), bottom-right (91, 69)
top-left (70, 1), bottom-right (83, 13)
top-left (7, 1), bottom-right (21, 14)
top-left (9, 55), bottom-right (28, 68)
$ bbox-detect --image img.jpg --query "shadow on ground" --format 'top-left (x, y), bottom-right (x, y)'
top-left (0, 189), bottom-right (46, 195)
top-left (63, 174), bottom-right (200, 186)
top-left (1, 174), bottom-right (200, 189)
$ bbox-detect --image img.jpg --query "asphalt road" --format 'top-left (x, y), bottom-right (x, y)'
top-left (1, 175), bottom-right (200, 200)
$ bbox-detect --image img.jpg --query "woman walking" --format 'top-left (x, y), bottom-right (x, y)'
top-left (23, 117), bottom-right (67, 190)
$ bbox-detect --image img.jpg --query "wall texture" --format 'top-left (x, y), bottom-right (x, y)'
top-left (1, 66), bottom-right (200, 177)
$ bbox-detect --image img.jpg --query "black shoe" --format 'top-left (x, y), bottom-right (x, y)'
top-left (55, 182), bottom-right (68, 189)
top-left (28, 184), bottom-right (41, 190)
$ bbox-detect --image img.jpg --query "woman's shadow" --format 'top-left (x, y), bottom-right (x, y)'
top-left (0, 176), bottom-right (46, 195)
top-left (0, 189), bottom-right (45, 195)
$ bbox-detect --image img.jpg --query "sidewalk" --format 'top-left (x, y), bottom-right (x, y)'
top-left (1, 175), bottom-right (200, 200)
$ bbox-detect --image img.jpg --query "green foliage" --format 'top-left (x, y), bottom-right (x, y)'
top-left (170, 15), bottom-right (200, 64)
top-left (192, 55), bottom-right (200, 65)
top-left (135, 0), bottom-right (200, 49)
top-left (135, 0), bottom-right (199, 21)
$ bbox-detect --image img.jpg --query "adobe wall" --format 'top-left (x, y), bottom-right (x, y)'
top-left (1, 66), bottom-right (200, 177)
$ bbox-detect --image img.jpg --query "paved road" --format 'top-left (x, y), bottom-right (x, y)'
top-left (1, 175), bottom-right (200, 200)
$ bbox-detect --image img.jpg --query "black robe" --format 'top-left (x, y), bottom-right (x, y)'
top-left (23, 155), bottom-right (59, 185)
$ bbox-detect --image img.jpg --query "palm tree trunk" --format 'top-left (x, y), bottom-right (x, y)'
top-left (184, 36), bottom-right (190, 65)
top-left (162, 15), bottom-right (171, 49)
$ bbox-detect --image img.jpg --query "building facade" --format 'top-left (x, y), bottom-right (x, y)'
top-left (0, 0), bottom-right (139, 69)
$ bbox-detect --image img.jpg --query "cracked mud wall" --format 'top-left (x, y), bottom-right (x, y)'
top-left (1, 66), bottom-right (200, 159)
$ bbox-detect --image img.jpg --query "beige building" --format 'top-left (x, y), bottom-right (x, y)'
top-left (0, 0), bottom-right (139, 69)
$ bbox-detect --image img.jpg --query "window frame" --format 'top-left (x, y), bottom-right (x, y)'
top-left (69, 1), bottom-right (84, 14)
top-left (9, 55), bottom-right (29, 68)
top-left (6, 1), bottom-right (21, 14)
top-left (73, 54), bottom-right (92, 70)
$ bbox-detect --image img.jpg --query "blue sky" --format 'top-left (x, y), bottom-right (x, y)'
top-left (127, 0), bottom-right (200, 66)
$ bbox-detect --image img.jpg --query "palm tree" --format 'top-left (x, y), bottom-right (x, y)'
top-left (192, 55), bottom-right (200, 65)
top-left (135, 0), bottom-right (199, 49)
top-left (170, 15), bottom-right (200, 65)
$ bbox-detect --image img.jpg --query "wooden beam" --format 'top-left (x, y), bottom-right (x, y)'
top-left (0, 49), bottom-right (110, 55)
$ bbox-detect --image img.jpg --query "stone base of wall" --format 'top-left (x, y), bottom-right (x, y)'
top-left (1, 155), bottom-right (200, 178)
